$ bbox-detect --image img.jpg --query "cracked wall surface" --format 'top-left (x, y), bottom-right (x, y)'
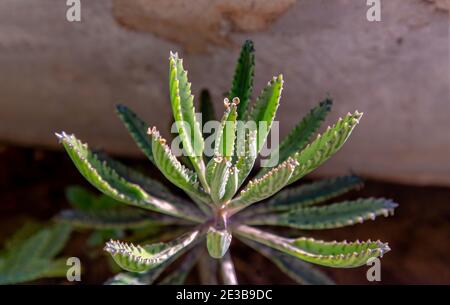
top-left (0, 0), bottom-right (448, 185)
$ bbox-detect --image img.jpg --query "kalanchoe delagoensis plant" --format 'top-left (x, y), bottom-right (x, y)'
top-left (55, 40), bottom-right (397, 285)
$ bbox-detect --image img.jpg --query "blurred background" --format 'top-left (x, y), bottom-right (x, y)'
top-left (0, 0), bottom-right (449, 284)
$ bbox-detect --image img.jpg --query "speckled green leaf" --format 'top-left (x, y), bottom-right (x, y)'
top-left (56, 132), bottom-right (201, 222)
top-left (235, 225), bottom-right (390, 268)
top-left (259, 98), bottom-right (332, 175)
top-left (288, 112), bottom-right (363, 184)
top-left (215, 101), bottom-right (237, 158)
top-left (229, 158), bottom-right (298, 213)
top-left (169, 52), bottom-right (207, 189)
top-left (246, 198), bottom-right (398, 230)
top-left (116, 104), bottom-right (155, 164)
top-left (229, 40), bottom-right (255, 120)
top-left (206, 227), bottom-right (232, 259)
top-left (247, 176), bottom-right (363, 214)
top-left (249, 75), bottom-right (283, 153)
top-left (104, 229), bottom-right (201, 273)
top-left (240, 238), bottom-right (334, 285)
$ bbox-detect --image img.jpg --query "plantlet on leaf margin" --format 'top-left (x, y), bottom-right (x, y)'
top-left (56, 40), bottom-right (397, 285)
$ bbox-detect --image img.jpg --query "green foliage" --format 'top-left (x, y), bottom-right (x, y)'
top-left (0, 223), bottom-right (71, 284)
top-left (229, 40), bottom-right (255, 120)
top-left (57, 40), bottom-right (397, 285)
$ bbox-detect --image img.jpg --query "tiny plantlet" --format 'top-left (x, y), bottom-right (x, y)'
top-left (55, 40), bottom-right (397, 284)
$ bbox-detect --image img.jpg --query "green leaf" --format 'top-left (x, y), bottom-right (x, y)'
top-left (105, 242), bottom-right (191, 285)
top-left (246, 198), bottom-right (398, 230)
top-left (239, 238), bottom-right (334, 285)
top-left (56, 132), bottom-right (202, 222)
top-left (104, 229), bottom-right (201, 273)
top-left (149, 128), bottom-right (208, 203)
top-left (206, 227), bottom-right (232, 259)
top-left (57, 208), bottom-right (187, 230)
top-left (116, 104), bottom-right (154, 164)
top-left (229, 40), bottom-right (255, 120)
top-left (288, 111), bottom-right (363, 184)
top-left (221, 166), bottom-right (239, 204)
top-left (97, 155), bottom-right (195, 208)
top-left (169, 52), bottom-right (207, 190)
top-left (260, 98), bottom-right (332, 175)
top-left (215, 101), bottom-right (237, 158)
top-left (246, 176), bottom-right (363, 214)
top-left (229, 158), bottom-right (298, 214)
top-left (235, 225), bottom-right (390, 268)
top-left (235, 129), bottom-right (257, 188)
top-left (159, 247), bottom-right (202, 284)
top-left (220, 252), bottom-right (237, 285)
top-left (0, 223), bottom-right (71, 284)
top-left (208, 157), bottom-right (231, 204)
top-left (249, 75), bottom-right (283, 153)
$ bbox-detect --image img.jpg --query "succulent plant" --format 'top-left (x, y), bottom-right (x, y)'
top-left (55, 40), bottom-right (397, 285)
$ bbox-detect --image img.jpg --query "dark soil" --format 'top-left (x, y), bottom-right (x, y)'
top-left (0, 144), bottom-right (449, 284)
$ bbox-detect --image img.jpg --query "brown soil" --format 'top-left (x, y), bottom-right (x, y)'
top-left (0, 144), bottom-right (449, 284)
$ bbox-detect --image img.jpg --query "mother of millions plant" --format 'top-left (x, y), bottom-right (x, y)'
top-left (56, 40), bottom-right (397, 285)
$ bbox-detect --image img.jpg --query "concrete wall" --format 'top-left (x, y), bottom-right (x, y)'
top-left (0, 0), bottom-right (448, 185)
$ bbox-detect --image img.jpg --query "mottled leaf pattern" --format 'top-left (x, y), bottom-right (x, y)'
top-left (247, 176), bottom-right (363, 214)
top-left (259, 98), bottom-right (332, 175)
top-left (249, 75), bottom-right (283, 153)
top-left (56, 132), bottom-right (201, 222)
top-left (288, 112), bottom-right (363, 184)
top-left (235, 225), bottom-right (390, 268)
top-left (229, 40), bottom-right (255, 120)
top-left (169, 52), bottom-right (207, 190)
top-left (104, 229), bottom-right (201, 273)
top-left (229, 158), bottom-right (298, 213)
top-left (240, 238), bottom-right (334, 285)
top-left (246, 198), bottom-right (398, 229)
top-left (116, 104), bottom-right (155, 164)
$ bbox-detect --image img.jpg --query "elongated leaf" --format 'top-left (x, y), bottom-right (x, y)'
top-left (0, 223), bottom-right (71, 284)
top-left (116, 104), bottom-right (154, 164)
top-left (149, 127), bottom-right (209, 205)
top-left (249, 75), bottom-right (283, 153)
top-left (207, 227), bottom-right (232, 259)
top-left (106, 249), bottom-right (183, 285)
top-left (169, 52), bottom-right (207, 189)
top-left (288, 112), bottom-right (363, 184)
top-left (260, 98), bottom-right (332, 175)
top-left (215, 101), bottom-right (237, 158)
top-left (246, 198), bottom-right (398, 230)
top-left (56, 132), bottom-right (202, 222)
top-left (104, 229), bottom-right (201, 273)
top-left (229, 158), bottom-right (298, 214)
top-left (220, 252), bottom-right (238, 285)
top-left (240, 238), bottom-right (334, 285)
top-left (221, 166), bottom-right (238, 204)
top-left (246, 176), bottom-right (363, 214)
top-left (209, 157), bottom-right (231, 204)
top-left (229, 40), bottom-right (255, 120)
top-left (57, 208), bottom-right (187, 229)
top-left (159, 246), bottom-right (202, 284)
top-left (96, 155), bottom-right (170, 199)
top-left (235, 225), bottom-right (390, 268)
top-left (235, 129), bottom-right (257, 187)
